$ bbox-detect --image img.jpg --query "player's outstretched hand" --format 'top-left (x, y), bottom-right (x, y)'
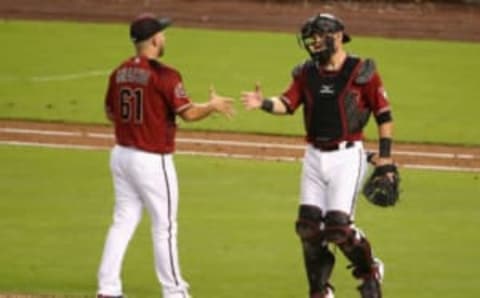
top-left (209, 85), bottom-right (235, 119)
top-left (241, 83), bottom-right (263, 110)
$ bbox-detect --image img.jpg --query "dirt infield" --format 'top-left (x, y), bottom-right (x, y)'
top-left (1, 0), bottom-right (480, 42)
top-left (1, 120), bottom-right (480, 172)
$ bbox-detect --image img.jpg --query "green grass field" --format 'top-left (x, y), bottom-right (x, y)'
top-left (1, 146), bottom-right (479, 297)
top-left (1, 20), bottom-right (480, 144)
top-left (1, 18), bottom-right (479, 298)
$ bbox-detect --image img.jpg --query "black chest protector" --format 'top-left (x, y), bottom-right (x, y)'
top-left (304, 57), bottom-right (360, 142)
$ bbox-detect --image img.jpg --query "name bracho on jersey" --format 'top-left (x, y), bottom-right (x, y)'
top-left (116, 66), bottom-right (150, 86)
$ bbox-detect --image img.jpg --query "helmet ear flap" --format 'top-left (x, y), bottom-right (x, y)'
top-left (297, 34), bottom-right (304, 49)
top-left (298, 18), bottom-right (315, 50)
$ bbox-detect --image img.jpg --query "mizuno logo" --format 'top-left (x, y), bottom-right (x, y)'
top-left (319, 85), bottom-right (335, 94)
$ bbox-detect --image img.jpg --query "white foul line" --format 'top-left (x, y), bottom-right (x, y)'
top-left (31, 70), bottom-right (110, 82)
top-left (178, 150), bottom-right (300, 162)
top-left (0, 141), bottom-right (107, 151)
top-left (177, 138), bottom-right (305, 150)
top-left (1, 127), bottom-right (477, 160)
top-left (85, 131), bottom-right (304, 149)
top-left (0, 70), bottom-right (110, 83)
top-left (391, 150), bottom-right (473, 160)
top-left (87, 132), bottom-right (114, 139)
top-left (0, 127), bottom-right (82, 137)
top-left (403, 164), bottom-right (480, 173)
top-left (0, 140), bottom-right (479, 173)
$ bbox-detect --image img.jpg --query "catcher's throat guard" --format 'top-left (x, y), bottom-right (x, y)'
top-left (363, 164), bottom-right (400, 207)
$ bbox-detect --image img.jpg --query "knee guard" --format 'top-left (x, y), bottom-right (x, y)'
top-left (323, 211), bottom-right (353, 244)
top-left (295, 205), bottom-right (323, 240)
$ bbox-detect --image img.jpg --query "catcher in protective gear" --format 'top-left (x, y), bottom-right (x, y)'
top-left (363, 157), bottom-right (400, 207)
top-left (242, 12), bottom-right (395, 298)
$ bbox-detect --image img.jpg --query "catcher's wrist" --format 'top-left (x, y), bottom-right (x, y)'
top-left (379, 137), bottom-right (392, 158)
top-left (377, 157), bottom-right (393, 166)
top-left (260, 98), bottom-right (274, 113)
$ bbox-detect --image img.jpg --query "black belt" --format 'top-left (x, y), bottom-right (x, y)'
top-left (312, 141), bottom-right (355, 152)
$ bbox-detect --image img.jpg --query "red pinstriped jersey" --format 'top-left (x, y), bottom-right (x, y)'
top-left (105, 56), bottom-right (192, 154)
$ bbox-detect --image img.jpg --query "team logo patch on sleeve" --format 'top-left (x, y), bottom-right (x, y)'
top-left (174, 82), bottom-right (188, 98)
top-left (379, 86), bottom-right (388, 99)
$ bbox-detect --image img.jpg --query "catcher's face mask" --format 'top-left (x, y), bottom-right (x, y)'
top-left (299, 13), bottom-right (350, 65)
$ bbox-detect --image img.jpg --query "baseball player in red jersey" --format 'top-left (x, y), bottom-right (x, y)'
top-left (242, 13), bottom-right (394, 298)
top-left (97, 14), bottom-right (234, 298)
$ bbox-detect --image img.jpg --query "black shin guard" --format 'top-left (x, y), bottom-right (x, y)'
top-left (302, 241), bottom-right (335, 295)
top-left (296, 205), bottom-right (335, 295)
top-left (339, 233), bottom-right (375, 278)
top-left (340, 234), bottom-right (383, 298)
top-left (324, 211), bottom-right (376, 279)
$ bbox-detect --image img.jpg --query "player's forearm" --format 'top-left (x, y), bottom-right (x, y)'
top-left (377, 121), bottom-right (394, 160)
top-left (179, 103), bottom-right (215, 122)
top-left (260, 97), bottom-right (289, 115)
top-left (378, 121), bottom-right (393, 139)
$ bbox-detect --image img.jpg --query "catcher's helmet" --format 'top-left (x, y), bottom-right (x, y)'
top-left (300, 13), bottom-right (351, 43)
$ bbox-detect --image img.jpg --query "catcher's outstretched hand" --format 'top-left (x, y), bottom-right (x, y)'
top-left (241, 82), bottom-right (263, 110)
top-left (209, 85), bottom-right (235, 119)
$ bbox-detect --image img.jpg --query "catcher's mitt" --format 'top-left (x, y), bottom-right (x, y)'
top-left (362, 164), bottom-right (400, 207)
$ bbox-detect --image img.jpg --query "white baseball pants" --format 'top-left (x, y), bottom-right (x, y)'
top-left (97, 145), bottom-right (190, 298)
top-left (300, 142), bottom-right (368, 218)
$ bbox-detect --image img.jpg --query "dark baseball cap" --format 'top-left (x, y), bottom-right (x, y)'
top-left (302, 13), bottom-right (351, 43)
top-left (130, 13), bottom-right (172, 43)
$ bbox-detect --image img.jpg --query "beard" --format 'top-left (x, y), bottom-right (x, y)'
top-left (311, 47), bottom-right (334, 65)
top-left (157, 46), bottom-right (165, 58)
top-left (309, 35), bottom-right (335, 66)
